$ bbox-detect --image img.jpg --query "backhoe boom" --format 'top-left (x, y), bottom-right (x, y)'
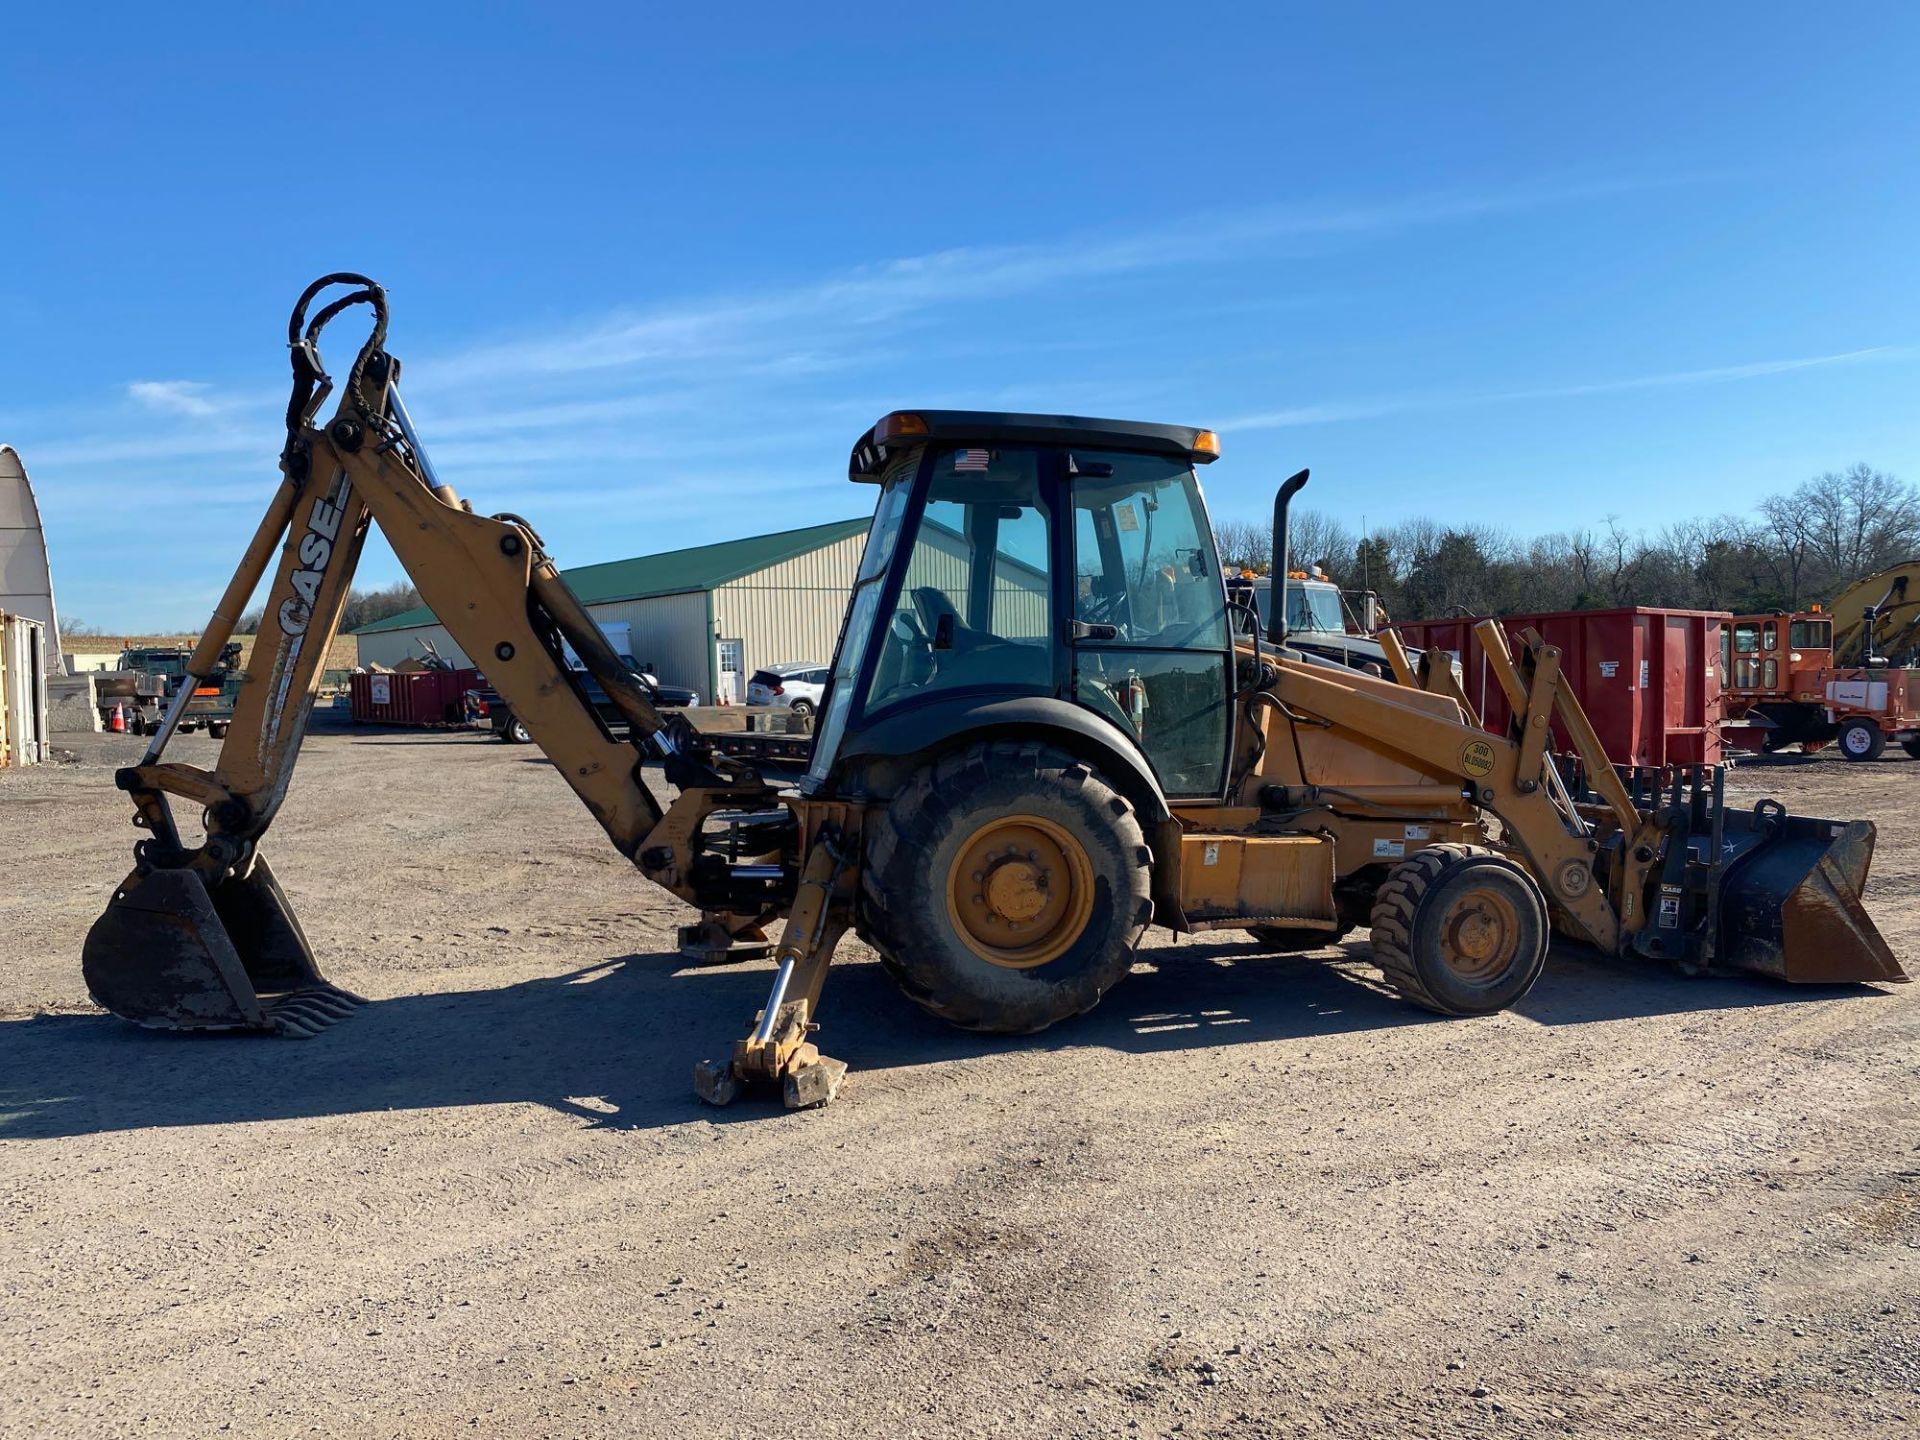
top-left (84, 276), bottom-right (769, 1035)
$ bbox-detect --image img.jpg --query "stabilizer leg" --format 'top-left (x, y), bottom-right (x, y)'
top-left (693, 834), bottom-right (852, 1109)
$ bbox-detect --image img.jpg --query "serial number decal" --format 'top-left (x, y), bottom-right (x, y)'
top-left (1461, 739), bottom-right (1496, 778)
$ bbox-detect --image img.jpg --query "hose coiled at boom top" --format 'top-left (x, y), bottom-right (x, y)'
top-left (280, 273), bottom-right (392, 472)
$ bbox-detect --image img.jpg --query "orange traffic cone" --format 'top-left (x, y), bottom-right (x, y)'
top-left (108, 701), bottom-right (127, 733)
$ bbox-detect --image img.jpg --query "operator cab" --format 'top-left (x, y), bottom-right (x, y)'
top-left (809, 411), bottom-right (1233, 802)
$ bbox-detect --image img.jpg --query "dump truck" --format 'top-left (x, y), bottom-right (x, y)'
top-left (82, 275), bottom-right (1905, 1108)
top-left (119, 643), bottom-right (242, 738)
top-left (1723, 562), bottom-right (1920, 759)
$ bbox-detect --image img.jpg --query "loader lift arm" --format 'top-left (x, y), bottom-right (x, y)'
top-left (84, 276), bottom-right (781, 1034)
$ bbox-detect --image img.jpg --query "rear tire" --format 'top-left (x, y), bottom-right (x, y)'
top-left (791, 698), bottom-right (815, 716)
top-left (209, 722), bottom-right (229, 740)
top-left (1902, 737), bottom-right (1920, 760)
top-left (502, 718), bottom-right (532, 744)
top-left (1368, 844), bottom-right (1548, 1016)
top-left (1839, 717), bottom-right (1885, 762)
top-left (861, 741), bottom-right (1152, 1033)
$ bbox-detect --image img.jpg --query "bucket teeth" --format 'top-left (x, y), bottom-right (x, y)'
top-left (264, 985), bottom-right (367, 1038)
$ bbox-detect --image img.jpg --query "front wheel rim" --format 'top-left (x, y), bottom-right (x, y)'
top-left (946, 815), bottom-right (1097, 969)
top-left (1435, 885), bottom-right (1522, 985)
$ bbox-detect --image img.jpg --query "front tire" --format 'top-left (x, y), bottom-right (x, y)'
top-left (1369, 844), bottom-right (1548, 1015)
top-left (861, 741), bottom-right (1152, 1033)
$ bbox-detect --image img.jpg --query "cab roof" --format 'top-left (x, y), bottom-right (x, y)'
top-left (849, 409), bottom-right (1217, 481)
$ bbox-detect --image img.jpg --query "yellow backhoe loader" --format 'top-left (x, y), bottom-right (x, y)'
top-left (83, 276), bottom-right (1906, 1107)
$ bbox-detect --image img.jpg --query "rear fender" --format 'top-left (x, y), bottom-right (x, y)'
top-left (832, 695), bottom-right (1172, 827)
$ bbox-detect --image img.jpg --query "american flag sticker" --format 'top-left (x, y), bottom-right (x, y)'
top-left (953, 448), bottom-right (991, 472)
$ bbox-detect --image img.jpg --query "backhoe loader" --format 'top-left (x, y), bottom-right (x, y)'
top-left (83, 275), bottom-right (1906, 1107)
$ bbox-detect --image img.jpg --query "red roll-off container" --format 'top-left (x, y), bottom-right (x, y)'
top-left (348, 667), bottom-right (486, 727)
top-left (1389, 607), bottom-right (1725, 766)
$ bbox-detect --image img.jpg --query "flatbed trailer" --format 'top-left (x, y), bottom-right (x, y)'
top-left (685, 704), bottom-right (814, 765)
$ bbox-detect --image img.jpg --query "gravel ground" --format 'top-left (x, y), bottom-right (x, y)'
top-left (2, 725), bottom-right (1917, 1438)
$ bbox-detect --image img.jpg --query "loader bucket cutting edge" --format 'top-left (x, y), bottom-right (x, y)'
top-left (81, 856), bottom-right (365, 1036)
top-left (1713, 813), bottom-right (1907, 985)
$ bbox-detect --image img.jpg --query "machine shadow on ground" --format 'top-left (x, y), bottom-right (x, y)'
top-left (0, 938), bottom-right (1882, 1143)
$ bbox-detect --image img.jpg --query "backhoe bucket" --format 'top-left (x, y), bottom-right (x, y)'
top-left (1713, 811), bottom-right (1906, 985)
top-left (82, 856), bottom-right (364, 1036)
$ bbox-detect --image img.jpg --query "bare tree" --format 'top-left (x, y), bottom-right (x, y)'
top-left (1804, 463), bottom-right (1920, 582)
top-left (1286, 508), bottom-right (1356, 579)
top-left (1758, 489), bottom-right (1818, 608)
top-left (1199, 462), bottom-right (1907, 619)
top-left (1211, 519), bottom-right (1271, 573)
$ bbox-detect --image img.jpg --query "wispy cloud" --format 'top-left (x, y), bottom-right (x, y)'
top-left (419, 175), bottom-right (1695, 391)
top-left (1222, 345), bottom-right (1913, 432)
top-left (127, 379), bottom-right (225, 417)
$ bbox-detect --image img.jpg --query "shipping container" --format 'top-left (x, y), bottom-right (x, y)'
top-left (1390, 607), bottom-right (1725, 766)
top-left (348, 667), bottom-right (486, 727)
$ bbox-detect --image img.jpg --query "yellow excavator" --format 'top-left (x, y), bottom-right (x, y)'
top-left (82, 276), bottom-right (1906, 1106)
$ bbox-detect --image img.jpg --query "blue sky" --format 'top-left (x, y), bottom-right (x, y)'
top-left (3, 4), bottom-right (1916, 631)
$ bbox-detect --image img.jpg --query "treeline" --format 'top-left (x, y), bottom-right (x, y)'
top-left (1213, 463), bottom-right (1918, 621)
top-left (234, 581), bottom-right (422, 635)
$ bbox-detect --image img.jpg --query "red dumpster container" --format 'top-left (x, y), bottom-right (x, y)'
top-left (349, 667), bottom-right (486, 727)
top-left (1389, 608), bottom-right (1725, 766)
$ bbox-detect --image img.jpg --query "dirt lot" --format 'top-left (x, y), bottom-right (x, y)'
top-left (3, 726), bottom-right (1917, 1438)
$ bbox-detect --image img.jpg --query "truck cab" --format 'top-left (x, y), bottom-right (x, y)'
top-left (1250, 570), bottom-right (1395, 675)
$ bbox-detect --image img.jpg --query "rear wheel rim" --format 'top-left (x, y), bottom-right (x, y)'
top-left (1435, 885), bottom-right (1522, 984)
top-left (946, 815), bottom-right (1097, 969)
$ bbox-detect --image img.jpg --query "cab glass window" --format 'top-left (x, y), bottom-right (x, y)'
top-left (1070, 455), bottom-right (1228, 651)
top-left (1732, 623), bottom-right (1759, 654)
top-left (1068, 451), bottom-right (1231, 798)
top-left (1790, 620), bottom-right (1831, 648)
top-left (1762, 621), bottom-right (1778, 651)
top-left (865, 448), bottom-right (1053, 713)
top-left (808, 456), bottom-right (917, 783)
top-left (1283, 582), bottom-right (1346, 635)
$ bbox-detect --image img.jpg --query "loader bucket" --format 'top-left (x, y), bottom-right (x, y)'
top-left (82, 856), bottom-right (364, 1036)
top-left (1713, 810), bottom-right (1907, 985)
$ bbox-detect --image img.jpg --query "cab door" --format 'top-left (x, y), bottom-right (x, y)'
top-left (1064, 450), bottom-right (1234, 799)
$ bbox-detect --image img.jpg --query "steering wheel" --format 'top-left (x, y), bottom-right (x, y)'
top-left (1078, 585), bottom-right (1132, 640)
top-left (889, 609), bottom-right (936, 687)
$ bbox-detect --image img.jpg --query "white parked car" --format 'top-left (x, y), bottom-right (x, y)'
top-left (746, 662), bottom-right (828, 714)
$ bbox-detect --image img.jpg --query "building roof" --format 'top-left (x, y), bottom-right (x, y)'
top-left (354, 516), bottom-right (870, 635)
